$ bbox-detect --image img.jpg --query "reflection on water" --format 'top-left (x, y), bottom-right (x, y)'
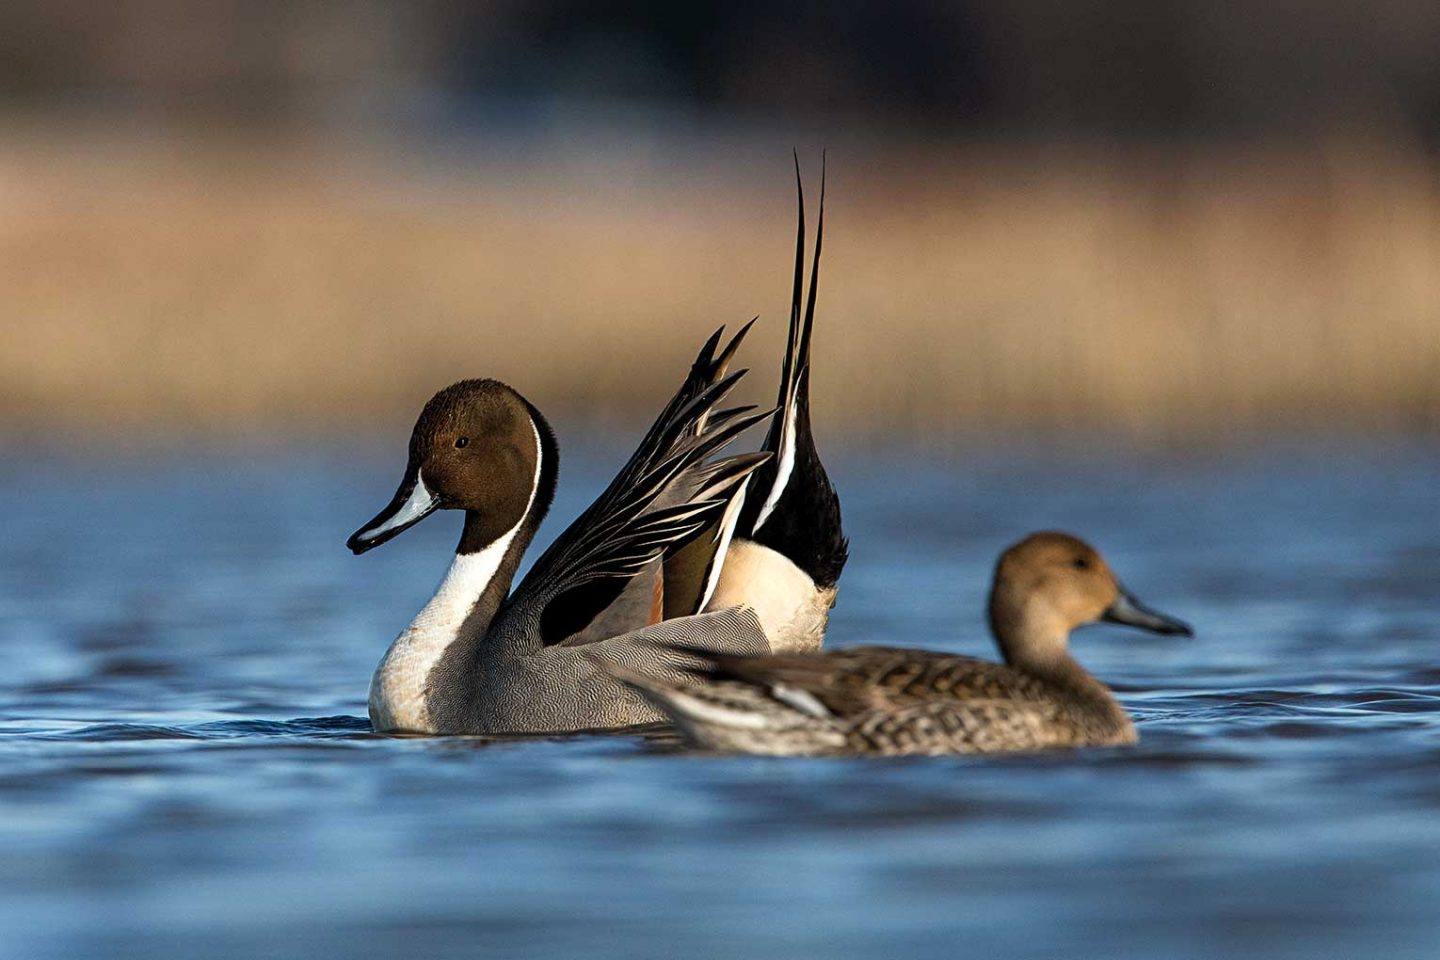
top-left (1, 442), bottom-right (1438, 960)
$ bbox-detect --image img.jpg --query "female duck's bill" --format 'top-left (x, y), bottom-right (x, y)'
top-left (1102, 587), bottom-right (1192, 636)
top-left (604, 531), bottom-right (1192, 757)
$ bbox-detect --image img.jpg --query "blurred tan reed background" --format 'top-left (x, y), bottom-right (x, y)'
top-left (1, 2), bottom-right (1438, 445)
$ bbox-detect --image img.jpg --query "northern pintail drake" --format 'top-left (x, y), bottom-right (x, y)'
top-left (606, 532), bottom-right (1192, 756)
top-left (707, 156), bottom-right (847, 653)
top-left (347, 330), bottom-right (776, 735)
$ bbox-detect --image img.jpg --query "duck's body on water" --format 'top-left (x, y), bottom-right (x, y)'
top-left (348, 161), bottom-right (845, 735)
top-left (348, 348), bottom-right (772, 734)
top-left (607, 533), bottom-right (1192, 756)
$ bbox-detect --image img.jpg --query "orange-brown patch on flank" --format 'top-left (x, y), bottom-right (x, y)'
top-left (649, 573), bottom-right (665, 625)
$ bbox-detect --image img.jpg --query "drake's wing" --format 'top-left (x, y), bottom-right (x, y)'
top-left (658, 319), bottom-right (758, 620)
top-left (657, 469), bottom-right (752, 621)
top-left (504, 327), bottom-right (773, 647)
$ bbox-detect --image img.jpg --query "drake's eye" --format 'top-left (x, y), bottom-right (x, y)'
top-left (1072, 556), bottom-right (1090, 569)
top-left (455, 437), bottom-right (469, 449)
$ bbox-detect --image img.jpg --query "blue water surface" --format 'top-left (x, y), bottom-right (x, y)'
top-left (1, 440), bottom-right (1437, 960)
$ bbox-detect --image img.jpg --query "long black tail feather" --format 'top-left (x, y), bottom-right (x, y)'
top-left (735, 153), bottom-right (847, 588)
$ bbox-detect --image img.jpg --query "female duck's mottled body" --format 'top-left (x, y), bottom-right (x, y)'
top-left (609, 533), bottom-right (1192, 756)
top-left (709, 157), bottom-right (847, 652)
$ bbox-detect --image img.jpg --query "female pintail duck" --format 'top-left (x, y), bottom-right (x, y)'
top-left (704, 155), bottom-right (847, 653)
top-left (347, 329), bottom-right (777, 735)
top-left (605, 532), bottom-right (1192, 756)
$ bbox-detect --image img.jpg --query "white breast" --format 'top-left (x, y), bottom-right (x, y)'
top-left (368, 544), bottom-right (513, 733)
top-left (705, 539), bottom-right (835, 653)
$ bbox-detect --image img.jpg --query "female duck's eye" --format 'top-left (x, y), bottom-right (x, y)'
top-left (455, 437), bottom-right (470, 449)
top-left (1072, 556), bottom-right (1090, 570)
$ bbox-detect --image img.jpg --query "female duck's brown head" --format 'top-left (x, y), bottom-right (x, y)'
top-left (987, 531), bottom-right (1191, 666)
top-left (346, 379), bottom-right (557, 556)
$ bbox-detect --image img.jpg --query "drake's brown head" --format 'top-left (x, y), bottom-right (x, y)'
top-left (987, 531), bottom-right (1191, 664)
top-left (347, 379), bottom-right (555, 555)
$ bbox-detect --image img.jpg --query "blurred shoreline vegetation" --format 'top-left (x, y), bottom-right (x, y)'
top-left (1, 2), bottom-right (1438, 446)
